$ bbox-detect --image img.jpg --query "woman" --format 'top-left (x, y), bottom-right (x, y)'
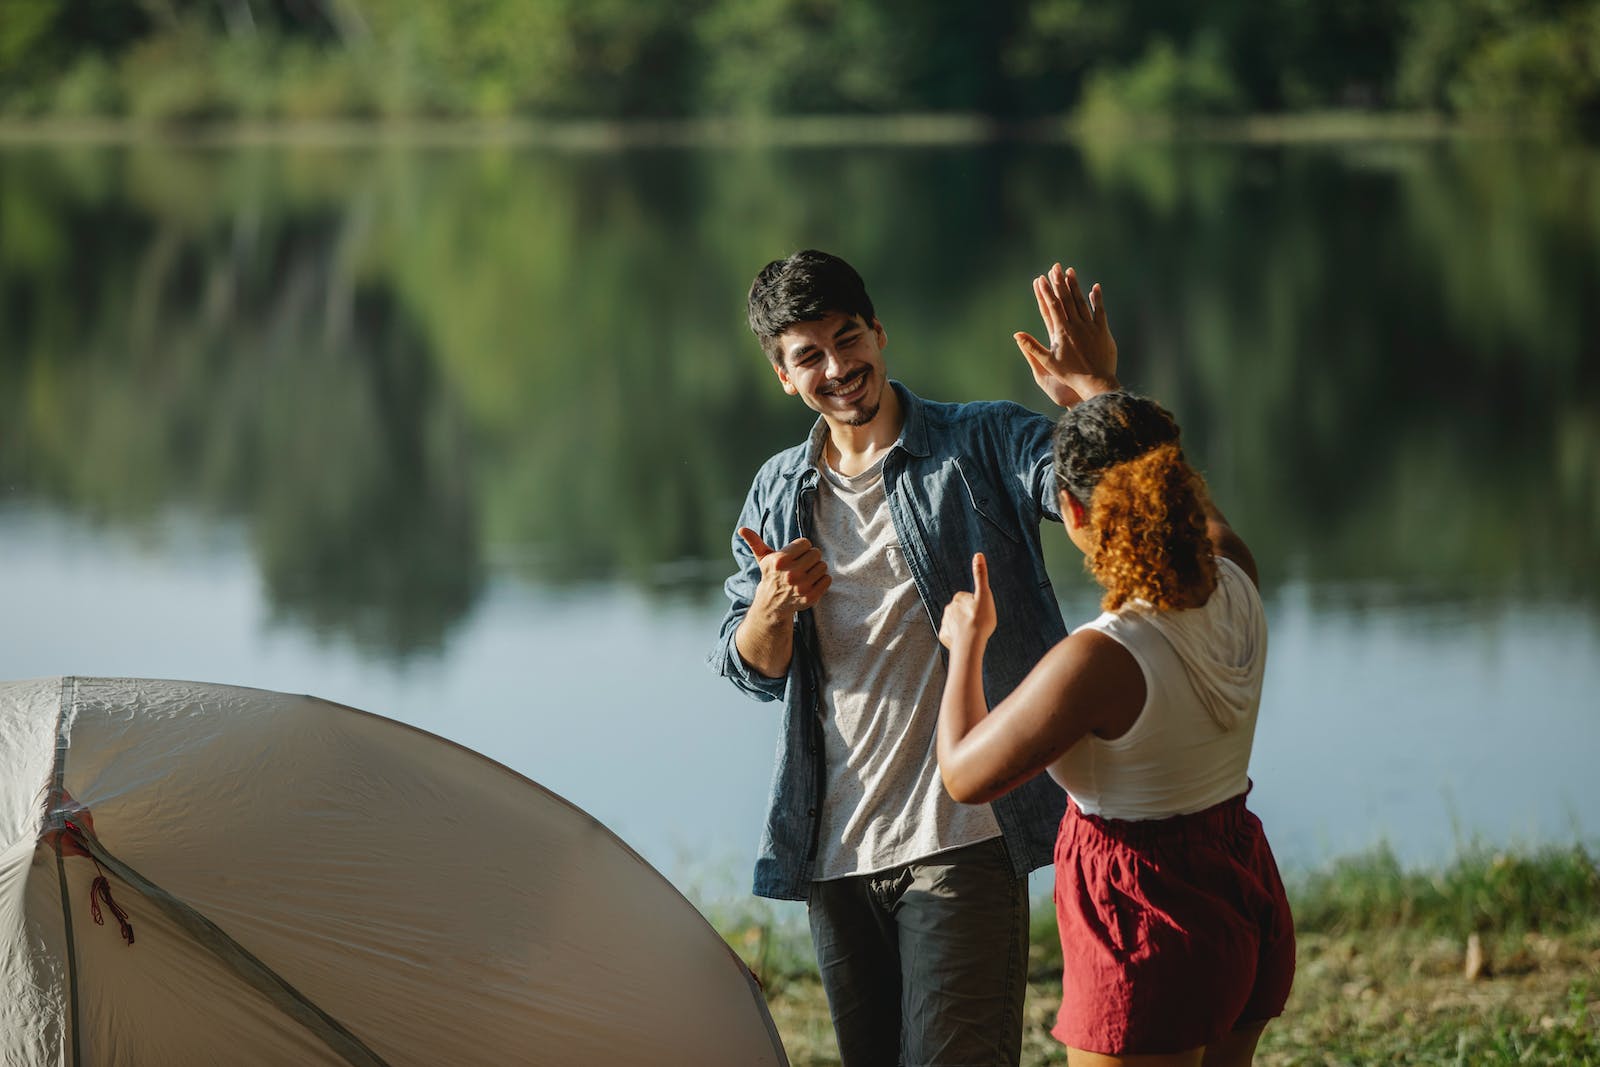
top-left (937, 265), bottom-right (1294, 1066)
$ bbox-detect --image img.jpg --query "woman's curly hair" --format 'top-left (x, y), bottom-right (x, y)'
top-left (1053, 392), bottom-right (1217, 612)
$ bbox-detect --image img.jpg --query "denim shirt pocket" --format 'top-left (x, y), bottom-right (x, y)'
top-left (953, 457), bottom-right (1020, 545)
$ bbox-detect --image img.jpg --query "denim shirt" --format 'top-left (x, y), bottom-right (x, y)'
top-left (708, 381), bottom-right (1070, 901)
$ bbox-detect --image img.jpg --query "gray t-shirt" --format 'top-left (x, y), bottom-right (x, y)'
top-left (810, 451), bottom-right (1001, 880)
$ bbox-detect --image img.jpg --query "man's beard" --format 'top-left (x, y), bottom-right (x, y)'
top-left (842, 401), bottom-right (880, 427)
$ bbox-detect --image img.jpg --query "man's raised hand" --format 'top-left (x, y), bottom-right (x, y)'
top-left (739, 527), bottom-right (832, 616)
top-left (939, 552), bottom-right (997, 650)
top-left (1013, 262), bottom-right (1120, 407)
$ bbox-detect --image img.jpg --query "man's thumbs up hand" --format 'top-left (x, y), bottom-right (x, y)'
top-left (738, 527), bottom-right (831, 615)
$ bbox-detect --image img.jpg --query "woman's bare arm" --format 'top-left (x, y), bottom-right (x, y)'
top-left (1202, 498), bottom-right (1259, 588)
top-left (937, 554), bottom-right (1145, 805)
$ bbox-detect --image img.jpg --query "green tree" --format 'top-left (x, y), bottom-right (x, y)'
top-left (0, 0), bottom-right (150, 114)
top-left (696, 0), bottom-right (905, 115)
top-left (1399, 0), bottom-right (1600, 124)
top-left (357, 0), bottom-right (703, 117)
top-left (1076, 33), bottom-right (1246, 122)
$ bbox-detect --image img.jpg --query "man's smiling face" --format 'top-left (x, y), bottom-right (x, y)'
top-left (772, 311), bottom-right (889, 428)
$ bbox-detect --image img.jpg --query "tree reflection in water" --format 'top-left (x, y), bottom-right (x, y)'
top-left (1, 137), bottom-right (1595, 658)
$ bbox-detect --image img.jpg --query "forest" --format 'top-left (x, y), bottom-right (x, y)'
top-left (3, 0), bottom-right (1598, 126)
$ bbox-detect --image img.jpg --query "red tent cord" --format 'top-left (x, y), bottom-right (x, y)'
top-left (89, 871), bottom-right (135, 945)
top-left (63, 818), bottom-right (135, 945)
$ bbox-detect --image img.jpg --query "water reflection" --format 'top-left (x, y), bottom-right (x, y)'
top-left (2, 136), bottom-right (1596, 653)
top-left (3, 136), bottom-right (1598, 890)
top-left (1, 148), bottom-right (480, 654)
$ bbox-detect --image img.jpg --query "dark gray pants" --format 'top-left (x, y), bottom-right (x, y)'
top-left (806, 837), bottom-right (1029, 1067)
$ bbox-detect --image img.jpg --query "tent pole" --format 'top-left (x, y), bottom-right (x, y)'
top-left (64, 826), bottom-right (391, 1067)
top-left (52, 677), bottom-right (83, 1067)
top-left (52, 840), bottom-right (82, 1067)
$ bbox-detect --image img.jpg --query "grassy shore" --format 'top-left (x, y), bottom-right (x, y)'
top-left (717, 843), bottom-right (1600, 1066)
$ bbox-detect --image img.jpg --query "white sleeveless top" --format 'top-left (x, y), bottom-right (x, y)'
top-left (1047, 556), bottom-right (1267, 820)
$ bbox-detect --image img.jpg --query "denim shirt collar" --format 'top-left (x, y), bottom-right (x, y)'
top-left (892, 380), bottom-right (933, 458)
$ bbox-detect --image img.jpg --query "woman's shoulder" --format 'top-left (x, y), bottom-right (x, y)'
top-left (1213, 554), bottom-right (1254, 587)
top-left (1210, 555), bottom-right (1267, 626)
top-left (1072, 606), bottom-right (1133, 639)
top-left (1079, 559), bottom-right (1265, 661)
top-left (1070, 607), bottom-right (1163, 670)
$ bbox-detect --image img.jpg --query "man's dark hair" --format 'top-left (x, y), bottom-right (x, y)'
top-left (747, 250), bottom-right (877, 365)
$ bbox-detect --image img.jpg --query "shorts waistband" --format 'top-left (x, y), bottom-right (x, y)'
top-left (1064, 786), bottom-right (1255, 849)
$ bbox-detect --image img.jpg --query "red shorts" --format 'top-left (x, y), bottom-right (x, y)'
top-left (1051, 790), bottom-right (1296, 1055)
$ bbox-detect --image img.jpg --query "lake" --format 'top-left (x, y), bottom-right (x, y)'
top-left (2, 132), bottom-right (1596, 909)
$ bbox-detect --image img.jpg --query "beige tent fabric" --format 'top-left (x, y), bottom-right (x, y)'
top-left (1, 677), bottom-right (787, 1066)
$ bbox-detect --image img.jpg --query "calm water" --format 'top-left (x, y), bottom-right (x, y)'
top-left (2, 136), bottom-right (1597, 906)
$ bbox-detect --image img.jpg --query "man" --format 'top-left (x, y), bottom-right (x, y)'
top-left (709, 250), bottom-right (1117, 1065)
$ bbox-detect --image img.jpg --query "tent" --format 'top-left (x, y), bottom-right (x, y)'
top-left (0, 677), bottom-right (788, 1065)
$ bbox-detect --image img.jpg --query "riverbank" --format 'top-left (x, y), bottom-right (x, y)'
top-left (719, 843), bottom-right (1600, 1065)
top-left (0, 110), bottom-right (1531, 150)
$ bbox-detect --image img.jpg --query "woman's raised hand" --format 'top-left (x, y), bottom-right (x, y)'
top-left (1014, 263), bottom-right (1121, 407)
top-left (939, 553), bottom-right (997, 650)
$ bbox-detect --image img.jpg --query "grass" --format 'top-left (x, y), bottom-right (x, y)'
top-left (1290, 842), bottom-right (1600, 937)
top-left (1255, 929), bottom-right (1598, 1066)
top-left (715, 843), bottom-right (1600, 1066)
